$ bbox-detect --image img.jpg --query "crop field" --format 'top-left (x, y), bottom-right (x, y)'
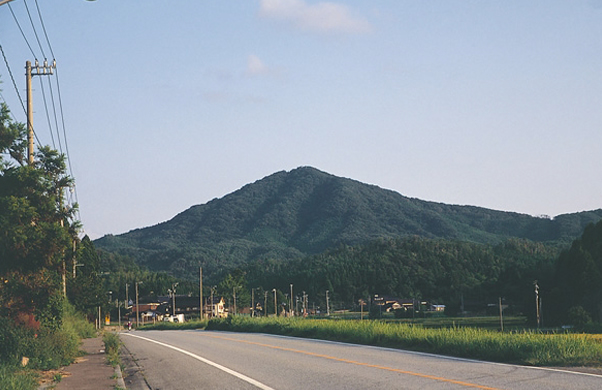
top-left (203, 316), bottom-right (602, 367)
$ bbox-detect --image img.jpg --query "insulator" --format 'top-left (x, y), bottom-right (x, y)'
top-left (44, 59), bottom-right (48, 67)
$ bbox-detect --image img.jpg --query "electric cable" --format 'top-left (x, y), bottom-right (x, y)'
top-left (8, 3), bottom-right (37, 59)
top-left (23, 0), bottom-right (46, 59)
top-left (37, 76), bottom-right (56, 149)
top-left (34, 0), bottom-right (55, 59)
top-left (0, 43), bottom-right (41, 147)
top-left (0, 43), bottom-right (27, 117)
top-left (46, 74), bottom-right (63, 154)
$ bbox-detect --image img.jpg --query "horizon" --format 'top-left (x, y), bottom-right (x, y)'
top-left (2, 1), bottom-right (601, 240)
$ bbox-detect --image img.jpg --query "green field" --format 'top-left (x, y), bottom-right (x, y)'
top-left (203, 316), bottom-right (602, 367)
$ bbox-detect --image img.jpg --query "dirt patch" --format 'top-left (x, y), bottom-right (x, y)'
top-left (38, 368), bottom-right (71, 387)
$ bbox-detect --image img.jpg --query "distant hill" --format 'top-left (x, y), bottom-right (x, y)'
top-left (94, 167), bottom-right (602, 278)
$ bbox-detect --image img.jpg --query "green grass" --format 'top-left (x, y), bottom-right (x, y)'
top-left (0, 365), bottom-right (39, 390)
top-left (102, 332), bottom-right (121, 368)
top-left (205, 316), bottom-right (602, 367)
top-left (138, 318), bottom-right (209, 331)
top-left (330, 312), bottom-right (528, 330)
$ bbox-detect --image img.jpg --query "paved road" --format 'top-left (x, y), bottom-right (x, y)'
top-left (121, 330), bottom-right (602, 390)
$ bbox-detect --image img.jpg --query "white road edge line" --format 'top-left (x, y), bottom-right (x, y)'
top-left (123, 333), bottom-right (275, 390)
top-left (220, 331), bottom-right (602, 379)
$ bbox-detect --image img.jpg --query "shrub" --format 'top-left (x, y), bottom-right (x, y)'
top-left (0, 365), bottom-right (39, 390)
top-left (567, 306), bottom-right (592, 328)
top-left (103, 332), bottom-right (121, 367)
top-left (0, 317), bottom-right (36, 367)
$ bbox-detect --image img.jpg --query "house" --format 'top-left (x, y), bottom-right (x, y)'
top-left (204, 296), bottom-right (228, 318)
top-left (372, 295), bottom-right (427, 313)
top-left (129, 300), bottom-right (162, 324)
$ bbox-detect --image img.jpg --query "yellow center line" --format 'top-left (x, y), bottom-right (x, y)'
top-left (200, 333), bottom-right (503, 390)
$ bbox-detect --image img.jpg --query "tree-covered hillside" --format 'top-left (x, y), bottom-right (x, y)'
top-left (95, 167), bottom-right (602, 279)
top-left (246, 236), bottom-right (559, 317)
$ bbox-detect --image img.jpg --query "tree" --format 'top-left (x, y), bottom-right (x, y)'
top-left (552, 221), bottom-right (602, 323)
top-left (67, 236), bottom-right (105, 316)
top-left (0, 102), bottom-right (78, 327)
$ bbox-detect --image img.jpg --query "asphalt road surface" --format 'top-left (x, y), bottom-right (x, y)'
top-left (121, 330), bottom-right (602, 390)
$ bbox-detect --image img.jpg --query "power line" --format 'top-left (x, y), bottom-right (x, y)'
top-left (4, 1), bottom-right (81, 223)
top-left (37, 76), bottom-right (56, 149)
top-left (23, 0), bottom-right (46, 59)
top-left (34, 0), bottom-right (55, 59)
top-left (0, 43), bottom-right (29, 125)
top-left (8, 3), bottom-right (37, 59)
top-left (46, 74), bottom-right (63, 153)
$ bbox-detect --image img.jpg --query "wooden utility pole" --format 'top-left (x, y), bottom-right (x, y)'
top-left (499, 297), bottom-right (504, 332)
top-left (135, 282), bottom-right (140, 327)
top-left (26, 61), bottom-right (34, 165)
top-left (200, 268), bottom-right (203, 319)
top-left (26, 59), bottom-right (55, 166)
top-left (233, 287), bottom-right (237, 315)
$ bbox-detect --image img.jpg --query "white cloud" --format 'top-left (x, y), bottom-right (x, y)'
top-left (247, 54), bottom-right (269, 75)
top-left (259, 0), bottom-right (371, 34)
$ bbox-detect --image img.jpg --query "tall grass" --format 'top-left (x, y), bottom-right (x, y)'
top-left (138, 318), bottom-right (209, 331)
top-left (206, 316), bottom-right (602, 367)
top-left (102, 332), bottom-right (121, 367)
top-left (0, 302), bottom-right (97, 390)
top-left (0, 365), bottom-right (39, 390)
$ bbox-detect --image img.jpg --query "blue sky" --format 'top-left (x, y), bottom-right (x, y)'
top-left (1, 0), bottom-right (601, 239)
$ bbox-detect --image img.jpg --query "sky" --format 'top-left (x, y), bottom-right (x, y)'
top-left (1, 0), bottom-right (601, 239)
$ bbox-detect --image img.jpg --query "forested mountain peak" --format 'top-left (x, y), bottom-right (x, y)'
top-left (95, 166), bottom-right (602, 278)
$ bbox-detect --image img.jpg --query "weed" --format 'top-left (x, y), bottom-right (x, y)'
top-left (103, 332), bottom-right (121, 368)
top-left (206, 316), bottom-right (602, 367)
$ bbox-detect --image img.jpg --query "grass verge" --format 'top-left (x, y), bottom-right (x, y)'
top-left (206, 316), bottom-right (602, 367)
top-left (102, 332), bottom-right (121, 368)
top-left (137, 318), bottom-right (209, 331)
top-left (0, 365), bottom-right (39, 390)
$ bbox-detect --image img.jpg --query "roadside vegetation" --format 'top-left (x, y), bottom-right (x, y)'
top-left (138, 318), bottom-right (208, 331)
top-left (102, 332), bottom-right (121, 368)
top-left (0, 302), bottom-right (96, 390)
top-left (205, 316), bottom-right (602, 367)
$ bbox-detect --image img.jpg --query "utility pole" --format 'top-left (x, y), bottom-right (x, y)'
top-left (290, 284), bottom-right (294, 316)
top-left (326, 290), bottom-right (330, 316)
top-left (72, 240), bottom-right (84, 278)
top-left (171, 282), bottom-right (178, 317)
top-left (264, 291), bottom-right (267, 317)
top-left (233, 287), bottom-right (237, 315)
top-left (125, 283), bottom-right (130, 309)
top-left (135, 281), bottom-right (141, 328)
top-left (251, 288), bottom-right (255, 317)
top-left (534, 281), bottom-right (540, 328)
top-left (200, 268), bottom-right (203, 319)
top-left (499, 297), bottom-right (504, 332)
top-left (26, 59), bottom-right (55, 165)
top-left (273, 289), bottom-right (277, 316)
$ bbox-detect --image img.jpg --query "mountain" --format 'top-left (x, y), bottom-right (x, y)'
top-left (94, 167), bottom-right (602, 278)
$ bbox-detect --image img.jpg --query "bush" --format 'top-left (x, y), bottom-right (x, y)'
top-left (0, 365), bottom-right (39, 390)
top-left (567, 306), bottom-right (592, 328)
top-left (63, 303), bottom-right (96, 339)
top-left (0, 317), bottom-right (36, 367)
top-left (0, 303), bottom-right (94, 371)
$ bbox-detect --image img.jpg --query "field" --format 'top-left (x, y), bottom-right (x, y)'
top-left (137, 316), bottom-right (602, 367)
